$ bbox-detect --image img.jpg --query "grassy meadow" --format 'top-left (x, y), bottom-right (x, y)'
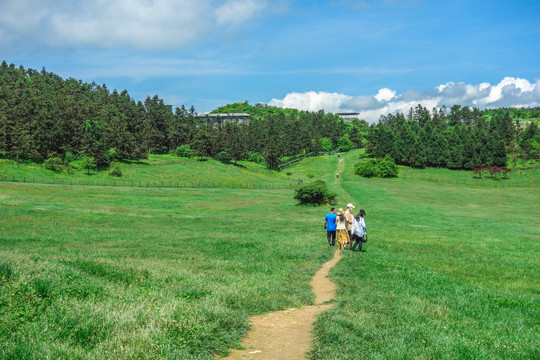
top-left (0, 155), bottom-right (296, 188)
top-left (289, 151), bottom-right (539, 360)
top-left (0, 181), bottom-right (333, 359)
top-left (1, 150), bottom-right (539, 359)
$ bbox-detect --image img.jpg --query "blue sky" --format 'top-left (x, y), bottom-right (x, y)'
top-left (1, 0), bottom-right (539, 121)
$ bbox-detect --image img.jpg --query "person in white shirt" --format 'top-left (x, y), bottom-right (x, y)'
top-left (351, 209), bottom-right (366, 251)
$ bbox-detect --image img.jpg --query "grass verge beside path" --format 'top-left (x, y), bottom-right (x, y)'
top-left (305, 151), bottom-right (539, 359)
top-left (0, 183), bottom-right (332, 359)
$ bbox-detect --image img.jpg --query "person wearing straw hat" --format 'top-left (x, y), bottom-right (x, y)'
top-left (345, 203), bottom-right (355, 248)
top-left (336, 208), bottom-right (349, 250)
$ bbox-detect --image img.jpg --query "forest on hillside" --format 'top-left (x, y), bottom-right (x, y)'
top-left (368, 105), bottom-right (539, 169)
top-left (0, 61), bottom-right (538, 171)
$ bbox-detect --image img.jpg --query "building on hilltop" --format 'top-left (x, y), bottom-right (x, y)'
top-left (337, 112), bottom-right (360, 122)
top-left (195, 113), bottom-right (251, 125)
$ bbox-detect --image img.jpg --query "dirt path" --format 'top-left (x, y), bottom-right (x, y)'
top-left (222, 249), bottom-right (342, 360)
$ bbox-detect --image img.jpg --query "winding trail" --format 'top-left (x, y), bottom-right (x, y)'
top-left (222, 249), bottom-right (342, 360)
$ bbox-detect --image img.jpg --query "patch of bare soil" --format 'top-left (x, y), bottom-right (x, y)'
top-left (221, 249), bottom-right (341, 360)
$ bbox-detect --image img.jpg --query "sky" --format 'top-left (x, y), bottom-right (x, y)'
top-left (1, 0), bottom-right (539, 122)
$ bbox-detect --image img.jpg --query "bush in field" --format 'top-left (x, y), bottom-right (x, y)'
top-left (501, 167), bottom-right (512, 178)
top-left (473, 168), bottom-right (485, 178)
top-left (109, 163), bottom-right (122, 177)
top-left (174, 144), bottom-right (195, 158)
top-left (44, 157), bottom-right (64, 172)
top-left (81, 156), bottom-right (96, 175)
top-left (218, 151), bottom-right (232, 164)
top-left (247, 152), bottom-right (264, 163)
top-left (378, 155), bottom-right (398, 178)
top-left (354, 156), bottom-right (398, 178)
top-left (294, 180), bottom-right (336, 205)
top-left (473, 166), bottom-right (512, 179)
top-left (354, 159), bottom-right (379, 178)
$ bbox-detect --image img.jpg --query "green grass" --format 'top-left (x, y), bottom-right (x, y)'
top-left (293, 150), bottom-right (539, 359)
top-left (1, 150), bottom-right (538, 359)
top-left (0, 155), bottom-right (295, 188)
top-left (401, 166), bottom-right (539, 187)
top-left (0, 181), bottom-right (335, 359)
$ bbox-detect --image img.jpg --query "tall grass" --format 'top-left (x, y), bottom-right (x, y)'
top-left (302, 150), bottom-right (540, 359)
top-left (1, 150), bottom-right (538, 359)
top-left (0, 183), bottom-right (332, 359)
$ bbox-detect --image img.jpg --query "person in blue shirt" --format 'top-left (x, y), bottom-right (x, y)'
top-left (324, 207), bottom-right (337, 246)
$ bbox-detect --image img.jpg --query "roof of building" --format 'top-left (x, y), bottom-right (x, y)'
top-left (195, 113), bottom-right (251, 117)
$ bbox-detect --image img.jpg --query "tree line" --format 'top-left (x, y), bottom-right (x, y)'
top-left (1, 61), bottom-right (538, 171)
top-left (0, 62), bottom-right (366, 170)
top-left (367, 104), bottom-right (539, 169)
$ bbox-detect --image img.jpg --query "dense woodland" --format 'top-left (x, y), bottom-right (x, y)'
top-left (0, 62), bottom-right (538, 171)
top-left (367, 105), bottom-right (539, 169)
top-left (0, 62), bottom-right (362, 170)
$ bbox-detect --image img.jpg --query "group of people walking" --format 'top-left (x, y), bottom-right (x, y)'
top-left (324, 203), bottom-right (367, 251)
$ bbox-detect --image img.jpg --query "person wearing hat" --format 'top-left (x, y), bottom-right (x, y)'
top-left (351, 209), bottom-right (366, 251)
top-left (345, 203), bottom-right (355, 248)
top-left (336, 208), bottom-right (349, 250)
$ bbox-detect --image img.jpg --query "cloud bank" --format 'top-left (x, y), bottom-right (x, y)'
top-left (0, 0), bottom-right (270, 50)
top-left (269, 77), bottom-right (540, 122)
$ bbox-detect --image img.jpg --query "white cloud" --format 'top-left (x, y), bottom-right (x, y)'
top-left (374, 88), bottom-right (396, 102)
top-left (269, 91), bottom-right (352, 113)
top-left (0, 0), bottom-right (270, 50)
top-left (268, 77), bottom-right (540, 122)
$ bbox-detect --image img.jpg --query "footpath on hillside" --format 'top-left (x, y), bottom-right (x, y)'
top-left (222, 249), bottom-right (342, 360)
top-left (221, 154), bottom-right (347, 360)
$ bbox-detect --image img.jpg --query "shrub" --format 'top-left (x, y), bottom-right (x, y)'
top-left (286, 172), bottom-right (293, 176)
top-left (354, 156), bottom-right (398, 178)
top-left (473, 168), bottom-right (483, 178)
top-left (501, 167), bottom-right (512, 178)
top-left (294, 180), bottom-right (336, 205)
top-left (44, 157), bottom-right (63, 172)
top-left (307, 174), bottom-right (314, 179)
top-left (487, 166), bottom-right (501, 178)
top-left (218, 151), bottom-right (232, 164)
top-left (174, 144), bottom-right (195, 158)
top-left (196, 156), bottom-right (209, 162)
top-left (109, 164), bottom-right (122, 177)
top-left (80, 156), bottom-right (96, 175)
top-left (354, 159), bottom-right (379, 178)
top-left (247, 152), bottom-right (264, 163)
top-left (378, 155), bottom-right (398, 178)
